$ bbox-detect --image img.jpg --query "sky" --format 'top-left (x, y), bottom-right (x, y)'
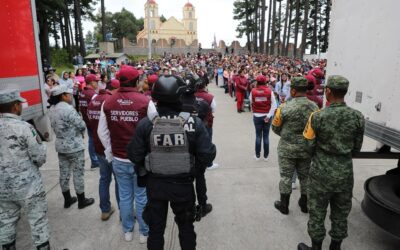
top-left (82, 0), bottom-right (247, 47)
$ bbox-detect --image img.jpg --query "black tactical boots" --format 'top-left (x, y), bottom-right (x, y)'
top-left (298, 194), bottom-right (308, 213)
top-left (77, 192), bottom-right (95, 209)
top-left (329, 240), bottom-right (342, 250)
top-left (297, 240), bottom-right (322, 250)
top-left (274, 194), bottom-right (290, 214)
top-left (62, 190), bottom-right (77, 208)
top-left (36, 241), bottom-right (50, 250)
top-left (2, 240), bottom-right (16, 250)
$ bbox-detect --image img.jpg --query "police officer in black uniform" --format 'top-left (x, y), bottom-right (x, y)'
top-left (181, 75), bottom-right (214, 217)
top-left (127, 75), bottom-right (216, 250)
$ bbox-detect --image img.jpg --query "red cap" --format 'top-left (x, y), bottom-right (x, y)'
top-left (118, 66), bottom-right (139, 84)
top-left (85, 74), bottom-right (99, 83)
top-left (311, 68), bottom-right (324, 79)
top-left (305, 74), bottom-right (317, 85)
top-left (147, 74), bottom-right (158, 84)
top-left (109, 79), bottom-right (120, 89)
top-left (256, 75), bottom-right (267, 83)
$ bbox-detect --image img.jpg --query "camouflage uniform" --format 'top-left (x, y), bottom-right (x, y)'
top-left (49, 101), bottom-right (86, 194)
top-left (272, 77), bottom-right (319, 195)
top-left (0, 90), bottom-right (50, 247)
top-left (303, 76), bottom-right (365, 242)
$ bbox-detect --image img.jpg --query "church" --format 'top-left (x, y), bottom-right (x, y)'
top-left (136, 0), bottom-right (198, 48)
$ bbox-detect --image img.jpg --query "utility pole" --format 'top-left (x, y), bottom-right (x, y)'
top-left (147, 0), bottom-right (152, 59)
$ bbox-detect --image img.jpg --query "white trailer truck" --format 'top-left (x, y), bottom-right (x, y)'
top-left (326, 0), bottom-right (400, 238)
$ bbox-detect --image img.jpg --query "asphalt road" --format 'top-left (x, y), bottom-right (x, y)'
top-left (16, 83), bottom-right (400, 250)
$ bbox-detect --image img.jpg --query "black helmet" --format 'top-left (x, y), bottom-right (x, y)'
top-left (152, 75), bottom-right (187, 103)
top-left (195, 78), bottom-right (206, 90)
top-left (183, 74), bottom-right (198, 94)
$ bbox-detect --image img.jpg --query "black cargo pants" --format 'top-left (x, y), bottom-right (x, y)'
top-left (145, 177), bottom-right (196, 250)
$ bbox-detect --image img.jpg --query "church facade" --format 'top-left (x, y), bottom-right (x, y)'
top-left (136, 0), bottom-right (198, 48)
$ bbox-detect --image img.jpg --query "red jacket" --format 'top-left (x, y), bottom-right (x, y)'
top-left (79, 86), bottom-right (96, 125)
top-left (195, 89), bottom-right (214, 128)
top-left (87, 89), bottom-right (111, 155)
top-left (251, 85), bottom-right (272, 113)
top-left (103, 87), bottom-right (149, 159)
top-left (235, 75), bottom-right (249, 93)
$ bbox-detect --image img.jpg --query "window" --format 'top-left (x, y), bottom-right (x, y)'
top-left (150, 10), bottom-right (154, 17)
top-left (189, 22), bottom-right (193, 31)
top-left (189, 12), bottom-right (192, 18)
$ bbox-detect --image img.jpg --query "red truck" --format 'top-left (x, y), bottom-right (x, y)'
top-left (0, 0), bottom-right (51, 140)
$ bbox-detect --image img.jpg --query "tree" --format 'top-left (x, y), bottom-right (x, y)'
top-left (277, 0), bottom-right (283, 55)
top-left (293, 0), bottom-right (300, 58)
top-left (282, 0), bottom-right (290, 55)
top-left (300, 0), bottom-right (310, 57)
top-left (253, 0), bottom-right (260, 52)
top-left (259, 0), bottom-right (266, 53)
top-left (270, 0), bottom-right (277, 55)
top-left (320, 0), bottom-right (331, 52)
top-left (266, 0), bottom-right (272, 54)
top-left (310, 0), bottom-right (319, 54)
top-left (94, 8), bottom-right (144, 43)
top-left (160, 15), bottom-right (167, 23)
top-left (233, 0), bottom-right (254, 52)
top-left (101, 0), bottom-right (106, 41)
top-left (284, 0), bottom-right (293, 56)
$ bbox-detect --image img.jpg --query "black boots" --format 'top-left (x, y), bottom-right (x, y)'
top-left (329, 240), bottom-right (342, 250)
top-left (2, 241), bottom-right (16, 250)
top-left (298, 194), bottom-right (308, 213)
top-left (36, 241), bottom-right (50, 250)
top-left (297, 240), bottom-right (322, 250)
top-left (201, 203), bottom-right (213, 217)
top-left (62, 190), bottom-right (77, 208)
top-left (274, 194), bottom-right (290, 215)
top-left (77, 192), bottom-right (95, 209)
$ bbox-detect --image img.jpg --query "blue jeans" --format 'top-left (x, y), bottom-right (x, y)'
top-left (97, 154), bottom-right (120, 213)
top-left (112, 159), bottom-right (148, 235)
top-left (253, 116), bottom-right (271, 158)
top-left (87, 128), bottom-right (99, 167)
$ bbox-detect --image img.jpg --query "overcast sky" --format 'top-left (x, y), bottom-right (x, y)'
top-left (82, 0), bottom-right (247, 47)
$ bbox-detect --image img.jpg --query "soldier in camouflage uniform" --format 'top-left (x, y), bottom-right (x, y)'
top-left (271, 77), bottom-right (319, 215)
top-left (0, 90), bottom-right (50, 250)
top-left (48, 85), bottom-right (95, 209)
top-left (298, 76), bottom-right (365, 250)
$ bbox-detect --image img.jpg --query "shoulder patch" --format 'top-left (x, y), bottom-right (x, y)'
top-left (272, 107), bottom-right (283, 127)
top-left (303, 111), bottom-right (319, 140)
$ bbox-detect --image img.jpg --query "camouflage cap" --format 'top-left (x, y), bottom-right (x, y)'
top-left (326, 75), bottom-right (349, 90)
top-left (291, 77), bottom-right (308, 89)
top-left (0, 89), bottom-right (27, 104)
top-left (50, 85), bottom-right (73, 96)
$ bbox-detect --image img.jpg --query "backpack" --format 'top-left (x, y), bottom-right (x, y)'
top-left (145, 112), bottom-right (194, 175)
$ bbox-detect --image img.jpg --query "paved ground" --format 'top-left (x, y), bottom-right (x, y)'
top-left (16, 83), bottom-right (400, 250)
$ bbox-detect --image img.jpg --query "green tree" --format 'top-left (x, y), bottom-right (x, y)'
top-left (94, 8), bottom-right (144, 43)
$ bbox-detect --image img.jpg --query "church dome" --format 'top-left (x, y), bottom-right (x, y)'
top-left (184, 2), bottom-right (193, 8)
top-left (148, 0), bottom-right (157, 4)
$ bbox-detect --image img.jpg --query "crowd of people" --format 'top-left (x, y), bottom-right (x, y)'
top-left (0, 51), bottom-right (365, 250)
